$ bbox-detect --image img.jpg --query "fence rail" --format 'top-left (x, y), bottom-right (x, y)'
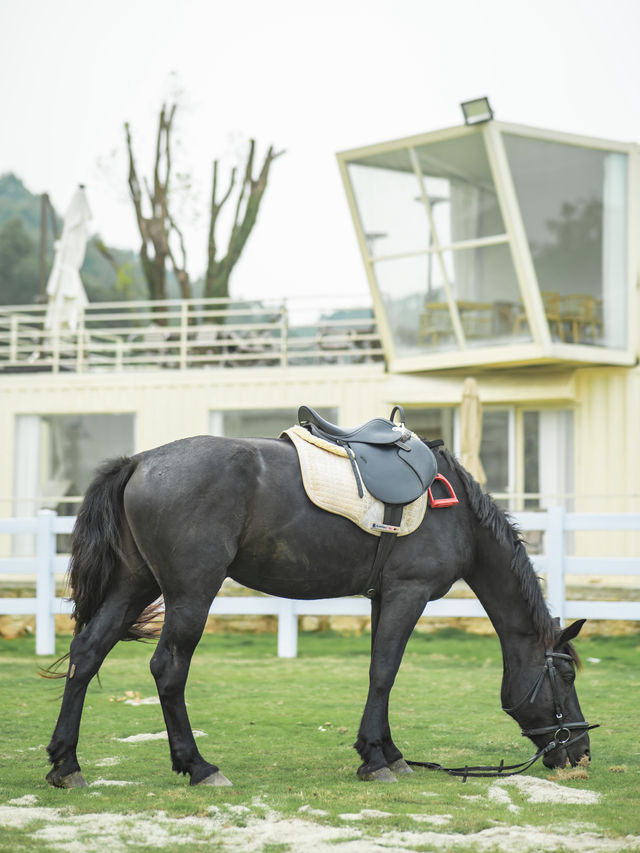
top-left (0, 296), bottom-right (383, 373)
top-left (1, 508), bottom-right (639, 657)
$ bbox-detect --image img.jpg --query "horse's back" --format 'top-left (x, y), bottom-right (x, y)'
top-left (121, 436), bottom-right (283, 571)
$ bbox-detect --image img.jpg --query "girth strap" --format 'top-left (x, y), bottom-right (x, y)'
top-left (363, 505), bottom-right (403, 599)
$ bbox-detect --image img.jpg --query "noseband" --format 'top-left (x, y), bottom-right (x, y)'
top-left (408, 649), bottom-right (598, 781)
top-left (503, 649), bottom-right (598, 749)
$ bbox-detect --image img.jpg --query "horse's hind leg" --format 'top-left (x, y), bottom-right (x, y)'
top-left (150, 592), bottom-right (231, 786)
top-left (46, 581), bottom-right (158, 788)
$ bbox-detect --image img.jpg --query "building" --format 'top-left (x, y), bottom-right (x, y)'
top-left (1, 114), bottom-right (638, 560)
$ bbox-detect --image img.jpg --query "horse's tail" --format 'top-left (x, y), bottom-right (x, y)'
top-left (68, 455), bottom-right (161, 641)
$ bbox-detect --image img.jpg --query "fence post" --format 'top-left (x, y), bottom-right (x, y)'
top-left (545, 506), bottom-right (566, 624)
top-left (277, 599), bottom-right (298, 658)
top-left (35, 510), bottom-right (57, 655)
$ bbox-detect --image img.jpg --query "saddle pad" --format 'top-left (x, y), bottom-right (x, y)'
top-left (283, 426), bottom-right (427, 537)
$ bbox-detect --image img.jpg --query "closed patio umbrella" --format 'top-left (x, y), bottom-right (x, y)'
top-left (45, 185), bottom-right (91, 332)
top-left (460, 376), bottom-right (486, 485)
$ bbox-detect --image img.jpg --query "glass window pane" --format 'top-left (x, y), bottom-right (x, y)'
top-left (503, 133), bottom-right (628, 348)
top-left (442, 243), bottom-right (529, 346)
top-left (347, 149), bottom-right (431, 256)
top-left (373, 244), bottom-right (529, 357)
top-left (414, 133), bottom-right (506, 243)
top-left (374, 255), bottom-right (458, 355)
top-left (41, 414), bottom-right (135, 504)
top-left (480, 410), bottom-right (510, 496)
top-left (12, 413), bottom-right (135, 555)
top-left (523, 411), bottom-right (540, 510)
top-left (210, 408), bottom-right (338, 438)
top-left (404, 407), bottom-right (454, 449)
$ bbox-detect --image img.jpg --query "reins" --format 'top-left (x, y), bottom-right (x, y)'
top-left (406, 650), bottom-right (599, 781)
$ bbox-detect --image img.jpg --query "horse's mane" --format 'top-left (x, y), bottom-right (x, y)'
top-left (439, 448), bottom-right (556, 649)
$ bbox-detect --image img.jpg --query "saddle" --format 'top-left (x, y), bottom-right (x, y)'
top-left (298, 405), bottom-right (437, 505)
top-left (297, 405), bottom-right (456, 599)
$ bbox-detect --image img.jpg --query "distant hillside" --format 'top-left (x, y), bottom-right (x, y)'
top-left (0, 173), bottom-right (149, 305)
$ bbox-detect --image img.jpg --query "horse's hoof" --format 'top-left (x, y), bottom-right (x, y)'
top-left (47, 769), bottom-right (88, 789)
top-left (389, 758), bottom-right (413, 775)
top-left (196, 771), bottom-right (233, 787)
top-left (358, 766), bottom-right (397, 783)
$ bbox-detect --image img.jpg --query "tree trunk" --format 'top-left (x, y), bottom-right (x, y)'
top-left (125, 103), bottom-right (191, 307)
top-left (205, 140), bottom-right (284, 304)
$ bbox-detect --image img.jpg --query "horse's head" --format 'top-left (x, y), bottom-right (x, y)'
top-left (503, 619), bottom-right (595, 769)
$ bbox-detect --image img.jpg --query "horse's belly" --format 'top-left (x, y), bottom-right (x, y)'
top-left (228, 512), bottom-right (378, 599)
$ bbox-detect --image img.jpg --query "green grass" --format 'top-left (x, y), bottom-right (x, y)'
top-left (0, 628), bottom-right (639, 852)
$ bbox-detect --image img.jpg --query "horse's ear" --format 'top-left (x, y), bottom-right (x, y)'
top-left (554, 618), bottom-right (586, 648)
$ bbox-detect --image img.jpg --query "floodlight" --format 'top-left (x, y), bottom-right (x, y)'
top-left (460, 97), bottom-right (494, 125)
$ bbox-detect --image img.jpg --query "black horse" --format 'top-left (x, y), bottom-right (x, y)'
top-left (46, 434), bottom-right (592, 788)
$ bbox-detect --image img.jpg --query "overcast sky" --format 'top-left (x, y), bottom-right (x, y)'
top-left (2, 0), bottom-right (639, 303)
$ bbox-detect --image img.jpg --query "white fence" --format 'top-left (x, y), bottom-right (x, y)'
top-left (1, 508), bottom-right (639, 658)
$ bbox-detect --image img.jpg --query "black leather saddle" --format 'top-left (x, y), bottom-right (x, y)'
top-left (298, 405), bottom-right (437, 505)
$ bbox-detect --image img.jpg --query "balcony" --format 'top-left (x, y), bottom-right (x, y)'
top-left (337, 121), bottom-right (637, 372)
top-left (0, 296), bottom-right (383, 374)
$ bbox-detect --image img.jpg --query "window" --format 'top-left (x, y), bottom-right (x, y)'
top-left (474, 407), bottom-right (574, 512)
top-left (209, 407), bottom-right (338, 438)
top-left (13, 413), bottom-right (135, 554)
top-left (346, 131), bottom-right (531, 360)
top-left (340, 122), bottom-right (632, 368)
top-left (503, 134), bottom-right (627, 348)
top-left (404, 407), bottom-right (454, 449)
top-left (480, 409), bottom-right (512, 501)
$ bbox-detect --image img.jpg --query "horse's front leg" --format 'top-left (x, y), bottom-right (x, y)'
top-left (355, 580), bottom-right (428, 782)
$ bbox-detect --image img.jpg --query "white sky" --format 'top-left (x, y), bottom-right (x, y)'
top-left (1, 0), bottom-right (639, 303)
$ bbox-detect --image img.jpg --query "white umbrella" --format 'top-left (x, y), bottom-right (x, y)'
top-left (460, 376), bottom-right (486, 485)
top-left (45, 186), bottom-right (92, 331)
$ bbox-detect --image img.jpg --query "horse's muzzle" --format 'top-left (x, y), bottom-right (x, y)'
top-left (542, 734), bottom-right (591, 769)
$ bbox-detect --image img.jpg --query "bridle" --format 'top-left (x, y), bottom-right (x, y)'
top-left (407, 649), bottom-right (599, 781)
top-left (503, 649), bottom-right (597, 746)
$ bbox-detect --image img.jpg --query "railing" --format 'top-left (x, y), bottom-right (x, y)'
top-left (1, 508), bottom-right (639, 657)
top-left (0, 296), bottom-right (383, 373)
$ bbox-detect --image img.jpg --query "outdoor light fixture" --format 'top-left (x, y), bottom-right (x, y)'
top-left (460, 97), bottom-right (494, 125)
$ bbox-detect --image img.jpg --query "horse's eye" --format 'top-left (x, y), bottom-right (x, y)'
top-left (561, 667), bottom-right (576, 685)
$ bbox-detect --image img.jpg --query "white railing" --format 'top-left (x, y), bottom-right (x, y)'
top-left (1, 508), bottom-right (639, 657)
top-left (0, 296), bottom-right (383, 373)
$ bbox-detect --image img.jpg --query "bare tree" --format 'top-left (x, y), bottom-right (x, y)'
top-left (125, 104), bottom-right (191, 303)
top-left (125, 102), bottom-right (282, 306)
top-left (205, 139), bottom-right (284, 300)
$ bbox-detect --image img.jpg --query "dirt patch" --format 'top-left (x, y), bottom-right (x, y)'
top-left (1, 799), bottom-right (637, 853)
top-left (114, 730), bottom-right (206, 743)
top-left (492, 776), bottom-right (600, 805)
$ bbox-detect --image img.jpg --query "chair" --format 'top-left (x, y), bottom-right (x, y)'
top-left (559, 294), bottom-right (599, 343)
top-left (513, 291), bottom-right (564, 341)
top-left (418, 302), bottom-right (454, 345)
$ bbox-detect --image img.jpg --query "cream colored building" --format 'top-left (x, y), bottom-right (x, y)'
top-left (1, 115), bottom-right (639, 559)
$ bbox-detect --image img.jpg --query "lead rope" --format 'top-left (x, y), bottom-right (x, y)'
top-left (406, 726), bottom-right (597, 782)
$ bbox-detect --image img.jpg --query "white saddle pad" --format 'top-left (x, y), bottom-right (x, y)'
top-left (282, 426), bottom-right (427, 537)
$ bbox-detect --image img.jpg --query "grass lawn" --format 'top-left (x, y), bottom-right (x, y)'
top-left (0, 628), bottom-right (639, 852)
